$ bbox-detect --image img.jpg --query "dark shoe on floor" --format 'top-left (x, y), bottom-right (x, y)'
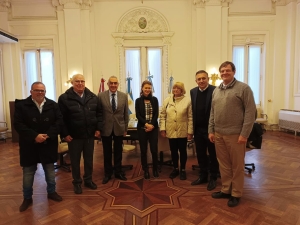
top-left (115, 173), bottom-right (127, 181)
top-left (227, 196), bottom-right (240, 207)
top-left (19, 198), bottom-right (33, 212)
top-left (102, 176), bottom-right (111, 184)
top-left (84, 181), bottom-right (97, 190)
top-left (180, 170), bottom-right (186, 180)
top-left (169, 169), bottom-right (179, 179)
top-left (211, 191), bottom-right (231, 199)
top-left (48, 192), bottom-right (63, 202)
top-left (153, 170), bottom-right (159, 178)
top-left (144, 171), bottom-right (150, 179)
top-left (207, 179), bottom-right (217, 191)
top-left (73, 184), bottom-right (82, 194)
top-left (191, 176), bottom-right (208, 185)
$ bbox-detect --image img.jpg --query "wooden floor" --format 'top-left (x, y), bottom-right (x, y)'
top-left (0, 131), bottom-right (300, 225)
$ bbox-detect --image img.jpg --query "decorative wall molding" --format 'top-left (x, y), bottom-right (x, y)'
top-left (193, 0), bottom-right (232, 6)
top-left (0, 0), bottom-right (11, 12)
top-left (271, 0), bottom-right (297, 6)
top-left (117, 7), bottom-right (169, 33)
top-left (51, 0), bottom-right (93, 10)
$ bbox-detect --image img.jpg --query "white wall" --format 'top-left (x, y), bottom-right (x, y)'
top-left (0, 0), bottom-right (299, 129)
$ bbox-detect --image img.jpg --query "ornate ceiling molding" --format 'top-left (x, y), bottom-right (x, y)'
top-left (117, 7), bottom-right (169, 33)
top-left (271, 0), bottom-right (297, 5)
top-left (193, 0), bottom-right (232, 6)
top-left (52, 0), bottom-right (92, 10)
top-left (0, 0), bottom-right (11, 12)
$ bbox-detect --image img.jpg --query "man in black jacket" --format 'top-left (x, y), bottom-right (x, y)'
top-left (58, 74), bottom-right (102, 194)
top-left (190, 70), bottom-right (219, 191)
top-left (14, 82), bottom-right (63, 212)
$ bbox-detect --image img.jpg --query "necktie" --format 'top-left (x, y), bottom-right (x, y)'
top-left (112, 93), bottom-right (116, 112)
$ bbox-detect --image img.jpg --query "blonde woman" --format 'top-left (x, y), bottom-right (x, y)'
top-left (160, 82), bottom-right (193, 180)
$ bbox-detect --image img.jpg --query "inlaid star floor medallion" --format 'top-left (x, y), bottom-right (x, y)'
top-left (99, 176), bottom-right (187, 218)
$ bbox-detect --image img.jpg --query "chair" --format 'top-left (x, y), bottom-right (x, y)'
top-left (0, 121), bottom-right (8, 142)
top-left (256, 107), bottom-right (268, 132)
top-left (54, 136), bottom-right (71, 172)
top-left (121, 144), bottom-right (135, 171)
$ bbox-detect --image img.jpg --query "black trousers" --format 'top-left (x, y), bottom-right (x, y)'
top-left (68, 137), bottom-right (95, 185)
top-left (137, 127), bottom-right (158, 171)
top-left (168, 138), bottom-right (187, 169)
top-left (101, 131), bottom-right (123, 176)
top-left (194, 128), bottom-right (219, 179)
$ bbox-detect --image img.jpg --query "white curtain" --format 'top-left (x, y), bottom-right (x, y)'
top-left (0, 50), bottom-right (5, 122)
top-left (125, 49), bottom-right (140, 101)
top-left (248, 45), bottom-right (261, 104)
top-left (147, 48), bottom-right (162, 106)
top-left (233, 46), bottom-right (245, 82)
top-left (24, 51), bottom-right (38, 96)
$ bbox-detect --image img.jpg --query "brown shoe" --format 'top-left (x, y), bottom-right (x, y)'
top-left (19, 198), bottom-right (33, 212)
top-left (47, 192), bottom-right (63, 202)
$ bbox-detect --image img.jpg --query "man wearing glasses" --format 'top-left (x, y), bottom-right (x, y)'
top-left (58, 74), bottom-right (102, 194)
top-left (14, 82), bottom-right (63, 212)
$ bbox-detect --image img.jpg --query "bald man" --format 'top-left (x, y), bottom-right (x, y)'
top-left (58, 74), bottom-right (102, 194)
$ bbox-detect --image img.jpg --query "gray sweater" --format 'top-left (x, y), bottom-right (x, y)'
top-left (208, 79), bottom-right (256, 138)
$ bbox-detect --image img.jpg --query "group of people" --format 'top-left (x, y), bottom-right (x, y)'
top-left (14, 60), bottom-right (256, 212)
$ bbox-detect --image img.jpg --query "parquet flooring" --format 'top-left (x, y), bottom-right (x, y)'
top-left (0, 131), bottom-right (300, 225)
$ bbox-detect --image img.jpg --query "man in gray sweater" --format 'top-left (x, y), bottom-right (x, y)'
top-left (208, 61), bottom-right (256, 207)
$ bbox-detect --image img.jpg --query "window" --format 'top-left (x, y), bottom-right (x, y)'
top-left (233, 45), bottom-right (262, 105)
top-left (125, 47), bottom-right (162, 105)
top-left (23, 49), bottom-right (56, 100)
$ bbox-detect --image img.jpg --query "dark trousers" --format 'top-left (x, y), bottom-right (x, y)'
top-left (137, 127), bottom-right (158, 171)
top-left (194, 128), bottom-right (219, 179)
top-left (68, 137), bottom-right (95, 185)
top-left (168, 138), bottom-right (187, 169)
top-left (101, 131), bottom-right (123, 176)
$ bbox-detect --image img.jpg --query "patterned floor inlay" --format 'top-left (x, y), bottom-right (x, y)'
top-left (99, 176), bottom-right (187, 218)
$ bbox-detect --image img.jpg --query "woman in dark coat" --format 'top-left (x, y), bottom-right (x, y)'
top-left (14, 82), bottom-right (63, 212)
top-left (135, 80), bottom-right (159, 179)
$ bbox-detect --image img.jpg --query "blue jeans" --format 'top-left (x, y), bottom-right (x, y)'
top-left (22, 163), bottom-right (56, 199)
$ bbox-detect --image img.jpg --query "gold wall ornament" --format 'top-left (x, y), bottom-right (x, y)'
top-left (138, 17), bottom-right (147, 29)
top-left (210, 73), bottom-right (221, 86)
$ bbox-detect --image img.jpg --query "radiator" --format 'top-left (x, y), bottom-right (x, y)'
top-left (278, 109), bottom-right (300, 135)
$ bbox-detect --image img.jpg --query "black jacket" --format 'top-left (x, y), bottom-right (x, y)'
top-left (58, 87), bottom-right (102, 139)
top-left (14, 97), bottom-right (63, 167)
top-left (135, 96), bottom-right (159, 129)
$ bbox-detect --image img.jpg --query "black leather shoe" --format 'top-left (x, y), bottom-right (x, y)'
top-left (191, 177), bottom-right (208, 185)
top-left (153, 170), bottom-right (159, 178)
top-left (211, 191), bottom-right (231, 199)
top-left (84, 181), bottom-right (97, 190)
top-left (144, 171), bottom-right (150, 179)
top-left (19, 198), bottom-right (33, 212)
top-left (180, 170), bottom-right (187, 180)
top-left (102, 176), bottom-right (111, 184)
top-left (73, 184), bottom-right (82, 194)
top-left (48, 192), bottom-right (63, 201)
top-left (115, 173), bottom-right (127, 181)
top-left (169, 169), bottom-right (179, 179)
top-left (207, 179), bottom-right (217, 191)
top-left (227, 196), bottom-right (240, 207)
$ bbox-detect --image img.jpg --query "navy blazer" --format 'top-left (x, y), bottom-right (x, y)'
top-left (190, 85), bottom-right (215, 133)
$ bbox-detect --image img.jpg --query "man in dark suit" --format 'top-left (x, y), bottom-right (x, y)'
top-left (98, 76), bottom-right (129, 184)
top-left (190, 70), bottom-right (219, 191)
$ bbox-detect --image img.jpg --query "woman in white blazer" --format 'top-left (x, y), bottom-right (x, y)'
top-left (160, 82), bottom-right (193, 180)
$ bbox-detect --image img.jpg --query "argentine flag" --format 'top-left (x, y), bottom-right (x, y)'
top-left (126, 76), bottom-right (135, 114)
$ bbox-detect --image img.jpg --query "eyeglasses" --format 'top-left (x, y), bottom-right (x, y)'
top-left (32, 90), bottom-right (46, 93)
top-left (109, 82), bottom-right (118, 85)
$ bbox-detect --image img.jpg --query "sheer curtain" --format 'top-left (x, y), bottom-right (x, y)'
top-left (0, 50), bottom-right (5, 122)
top-left (24, 50), bottom-right (56, 100)
top-left (125, 49), bottom-right (141, 101)
top-left (147, 48), bottom-right (162, 105)
top-left (233, 46), bottom-right (244, 82)
top-left (248, 46), bottom-right (261, 104)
